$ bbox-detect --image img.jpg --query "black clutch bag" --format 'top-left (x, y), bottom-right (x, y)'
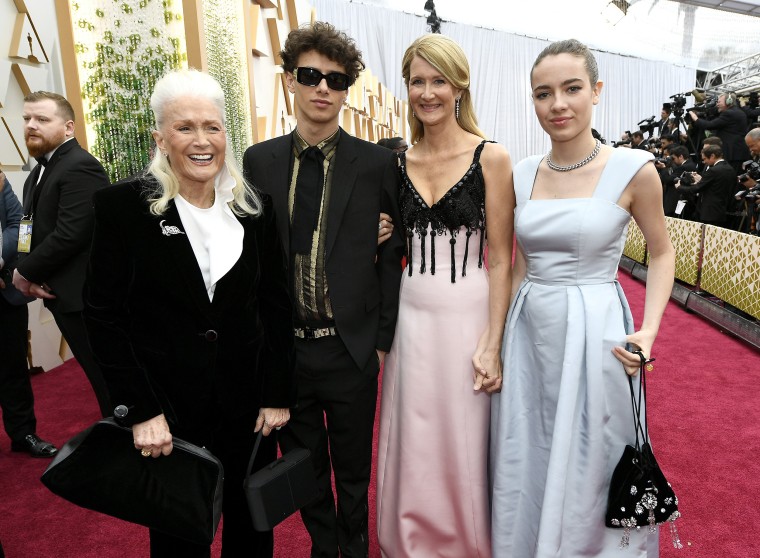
top-left (41, 418), bottom-right (223, 545)
top-left (243, 430), bottom-right (318, 531)
top-left (606, 352), bottom-right (682, 549)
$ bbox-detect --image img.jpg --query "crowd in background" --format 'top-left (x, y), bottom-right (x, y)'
top-left (617, 94), bottom-right (760, 233)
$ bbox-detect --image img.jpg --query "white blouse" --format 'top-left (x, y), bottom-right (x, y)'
top-left (174, 167), bottom-right (243, 301)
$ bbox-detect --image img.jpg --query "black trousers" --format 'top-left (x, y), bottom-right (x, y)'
top-left (48, 307), bottom-right (112, 417)
top-left (0, 297), bottom-right (36, 442)
top-left (279, 335), bottom-right (379, 558)
top-left (149, 413), bottom-right (279, 557)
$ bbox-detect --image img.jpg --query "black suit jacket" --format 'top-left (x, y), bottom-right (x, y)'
top-left (82, 177), bottom-right (295, 429)
top-left (694, 107), bottom-right (751, 163)
top-left (242, 129), bottom-right (404, 371)
top-left (17, 138), bottom-right (109, 313)
top-left (679, 160), bottom-right (736, 223)
top-left (661, 159), bottom-right (697, 215)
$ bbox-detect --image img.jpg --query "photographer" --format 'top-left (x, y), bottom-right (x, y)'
top-left (661, 145), bottom-right (697, 217)
top-left (630, 131), bottom-right (648, 150)
top-left (675, 144), bottom-right (736, 228)
top-left (735, 128), bottom-right (760, 233)
top-left (657, 103), bottom-right (677, 137)
top-left (689, 92), bottom-right (751, 173)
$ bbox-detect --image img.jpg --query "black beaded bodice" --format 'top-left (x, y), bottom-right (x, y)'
top-left (399, 140), bottom-right (493, 283)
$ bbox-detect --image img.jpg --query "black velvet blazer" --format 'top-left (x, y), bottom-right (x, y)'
top-left (82, 176), bottom-right (295, 429)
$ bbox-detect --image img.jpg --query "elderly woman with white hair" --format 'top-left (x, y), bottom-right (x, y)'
top-left (83, 69), bottom-right (295, 557)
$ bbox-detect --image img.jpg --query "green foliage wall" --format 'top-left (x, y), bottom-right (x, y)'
top-left (202, 0), bottom-right (253, 166)
top-left (72, 0), bottom-right (187, 182)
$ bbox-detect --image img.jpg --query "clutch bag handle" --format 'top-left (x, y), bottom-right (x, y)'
top-left (246, 430), bottom-right (265, 477)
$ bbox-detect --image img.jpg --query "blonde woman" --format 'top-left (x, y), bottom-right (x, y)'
top-left (377, 34), bottom-right (514, 558)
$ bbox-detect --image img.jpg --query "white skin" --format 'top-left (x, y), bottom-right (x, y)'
top-left (286, 50), bottom-right (389, 367)
top-left (134, 96), bottom-right (289, 458)
top-left (12, 99), bottom-right (76, 300)
top-left (405, 55), bottom-right (514, 393)
top-left (527, 52), bottom-right (675, 376)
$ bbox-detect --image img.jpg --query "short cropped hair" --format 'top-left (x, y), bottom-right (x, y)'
top-left (23, 91), bottom-right (75, 122)
top-left (280, 22), bottom-right (365, 85)
top-left (670, 145), bottom-right (689, 159)
top-left (702, 144), bottom-right (723, 159)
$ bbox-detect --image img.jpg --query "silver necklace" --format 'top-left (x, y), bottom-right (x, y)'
top-left (546, 139), bottom-right (602, 172)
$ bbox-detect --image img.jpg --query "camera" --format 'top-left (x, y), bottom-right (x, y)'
top-left (677, 171), bottom-right (695, 186)
top-left (738, 160), bottom-right (760, 184)
top-left (669, 94), bottom-right (688, 117)
top-left (612, 130), bottom-right (633, 148)
top-left (687, 97), bottom-right (718, 119)
top-left (654, 156), bottom-right (672, 166)
top-left (735, 185), bottom-right (760, 201)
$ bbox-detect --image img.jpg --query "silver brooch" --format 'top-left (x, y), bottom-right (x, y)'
top-left (160, 220), bottom-right (185, 236)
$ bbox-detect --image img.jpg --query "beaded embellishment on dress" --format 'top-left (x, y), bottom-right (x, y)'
top-left (399, 140), bottom-right (493, 283)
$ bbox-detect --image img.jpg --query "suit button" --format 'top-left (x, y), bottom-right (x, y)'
top-left (204, 330), bottom-right (218, 342)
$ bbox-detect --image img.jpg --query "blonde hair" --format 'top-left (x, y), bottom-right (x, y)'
top-left (147, 69), bottom-right (261, 217)
top-left (402, 34), bottom-right (485, 144)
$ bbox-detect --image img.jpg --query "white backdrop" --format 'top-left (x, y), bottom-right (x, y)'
top-left (312, 0), bottom-right (696, 162)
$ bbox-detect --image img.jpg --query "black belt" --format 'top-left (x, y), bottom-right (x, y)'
top-left (293, 326), bottom-right (337, 339)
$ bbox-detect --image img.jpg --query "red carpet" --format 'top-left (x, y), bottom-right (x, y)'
top-left (0, 271), bottom-right (758, 557)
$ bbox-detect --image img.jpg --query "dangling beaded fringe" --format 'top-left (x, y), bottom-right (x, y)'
top-left (462, 230), bottom-right (472, 277)
top-left (406, 230), bottom-right (414, 277)
top-left (430, 232), bottom-right (436, 275)
top-left (478, 227), bottom-right (485, 268)
top-left (449, 236), bottom-right (456, 283)
top-left (669, 519), bottom-right (683, 549)
top-left (455, 98), bottom-right (460, 120)
top-left (419, 229), bottom-right (427, 274)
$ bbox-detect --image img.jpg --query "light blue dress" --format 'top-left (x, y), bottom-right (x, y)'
top-left (490, 148), bottom-right (660, 557)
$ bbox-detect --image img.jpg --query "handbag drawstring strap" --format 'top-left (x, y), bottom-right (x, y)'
top-left (627, 350), bottom-right (653, 449)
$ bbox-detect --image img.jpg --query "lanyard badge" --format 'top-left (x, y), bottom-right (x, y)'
top-left (18, 219), bottom-right (33, 253)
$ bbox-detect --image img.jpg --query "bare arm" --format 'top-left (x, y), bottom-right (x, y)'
top-left (614, 162), bottom-right (675, 375)
top-left (473, 144), bottom-right (515, 393)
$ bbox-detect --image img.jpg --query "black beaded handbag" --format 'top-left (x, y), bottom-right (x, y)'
top-left (606, 351), bottom-right (683, 549)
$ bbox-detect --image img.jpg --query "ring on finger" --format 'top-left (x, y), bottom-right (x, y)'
top-left (140, 448), bottom-right (152, 457)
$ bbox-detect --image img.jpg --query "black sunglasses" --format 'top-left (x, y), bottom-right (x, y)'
top-left (294, 67), bottom-right (351, 91)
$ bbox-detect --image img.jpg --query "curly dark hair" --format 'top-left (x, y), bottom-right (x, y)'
top-left (280, 22), bottom-right (365, 85)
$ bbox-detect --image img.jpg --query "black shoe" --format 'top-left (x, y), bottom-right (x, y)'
top-left (11, 434), bottom-right (58, 458)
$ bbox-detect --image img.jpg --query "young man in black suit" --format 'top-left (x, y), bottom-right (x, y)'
top-left (675, 143), bottom-right (737, 228)
top-left (12, 92), bottom-right (112, 418)
top-left (243, 22), bottom-right (404, 558)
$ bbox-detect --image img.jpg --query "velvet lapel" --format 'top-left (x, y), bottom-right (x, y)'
top-left (325, 129), bottom-right (359, 260)
top-left (265, 134), bottom-right (293, 254)
top-left (160, 200), bottom-right (214, 319)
